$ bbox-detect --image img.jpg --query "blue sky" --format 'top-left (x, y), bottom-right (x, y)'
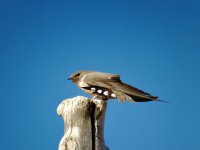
top-left (0, 0), bottom-right (200, 149)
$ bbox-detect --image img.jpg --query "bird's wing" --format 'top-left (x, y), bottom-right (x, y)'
top-left (83, 72), bottom-right (121, 83)
top-left (108, 81), bottom-right (158, 101)
top-left (83, 72), bottom-right (157, 102)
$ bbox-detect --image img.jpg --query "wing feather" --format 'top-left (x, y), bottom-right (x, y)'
top-left (83, 72), bottom-right (157, 102)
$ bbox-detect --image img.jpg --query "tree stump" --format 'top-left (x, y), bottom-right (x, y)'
top-left (57, 96), bottom-right (109, 150)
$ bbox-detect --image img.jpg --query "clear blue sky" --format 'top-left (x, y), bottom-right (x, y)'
top-left (0, 0), bottom-right (200, 149)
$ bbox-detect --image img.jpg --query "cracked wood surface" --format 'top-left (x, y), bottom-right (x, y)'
top-left (57, 96), bottom-right (109, 150)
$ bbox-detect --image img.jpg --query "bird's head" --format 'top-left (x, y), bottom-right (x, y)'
top-left (68, 71), bottom-right (89, 83)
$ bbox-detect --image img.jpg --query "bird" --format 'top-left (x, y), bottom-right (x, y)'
top-left (68, 70), bottom-right (161, 102)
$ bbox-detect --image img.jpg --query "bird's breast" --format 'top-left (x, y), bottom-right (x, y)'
top-left (77, 75), bottom-right (88, 87)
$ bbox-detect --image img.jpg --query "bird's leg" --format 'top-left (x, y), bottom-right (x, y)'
top-left (91, 96), bottom-right (105, 119)
top-left (91, 95), bottom-right (99, 101)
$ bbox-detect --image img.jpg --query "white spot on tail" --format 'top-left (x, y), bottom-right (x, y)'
top-left (97, 89), bottom-right (102, 94)
top-left (111, 93), bottom-right (116, 97)
top-left (103, 91), bottom-right (109, 96)
top-left (91, 87), bottom-right (96, 91)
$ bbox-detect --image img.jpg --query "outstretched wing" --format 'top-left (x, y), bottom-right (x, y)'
top-left (83, 72), bottom-right (158, 102)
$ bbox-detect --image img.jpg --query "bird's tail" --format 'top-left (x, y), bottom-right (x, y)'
top-left (156, 99), bottom-right (169, 103)
top-left (113, 91), bottom-right (168, 103)
top-left (113, 91), bottom-right (135, 102)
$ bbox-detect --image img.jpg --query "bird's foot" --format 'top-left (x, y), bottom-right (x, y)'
top-left (91, 96), bottom-right (105, 119)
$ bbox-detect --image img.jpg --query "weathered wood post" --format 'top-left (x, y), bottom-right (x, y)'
top-left (57, 96), bottom-right (109, 150)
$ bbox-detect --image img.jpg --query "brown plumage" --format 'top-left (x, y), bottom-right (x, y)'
top-left (68, 70), bottom-right (159, 102)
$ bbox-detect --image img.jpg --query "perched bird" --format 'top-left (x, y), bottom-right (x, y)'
top-left (68, 70), bottom-right (160, 102)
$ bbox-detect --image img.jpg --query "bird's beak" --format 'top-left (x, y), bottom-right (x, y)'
top-left (68, 77), bottom-right (72, 80)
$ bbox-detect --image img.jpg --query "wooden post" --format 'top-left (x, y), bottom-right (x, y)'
top-left (57, 96), bottom-right (109, 150)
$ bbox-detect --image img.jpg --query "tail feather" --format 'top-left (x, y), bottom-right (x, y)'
top-left (157, 99), bottom-right (169, 103)
top-left (114, 91), bottom-right (134, 102)
top-left (113, 91), bottom-right (163, 103)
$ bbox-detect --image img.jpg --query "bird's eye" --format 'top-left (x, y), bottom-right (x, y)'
top-left (76, 73), bottom-right (80, 77)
